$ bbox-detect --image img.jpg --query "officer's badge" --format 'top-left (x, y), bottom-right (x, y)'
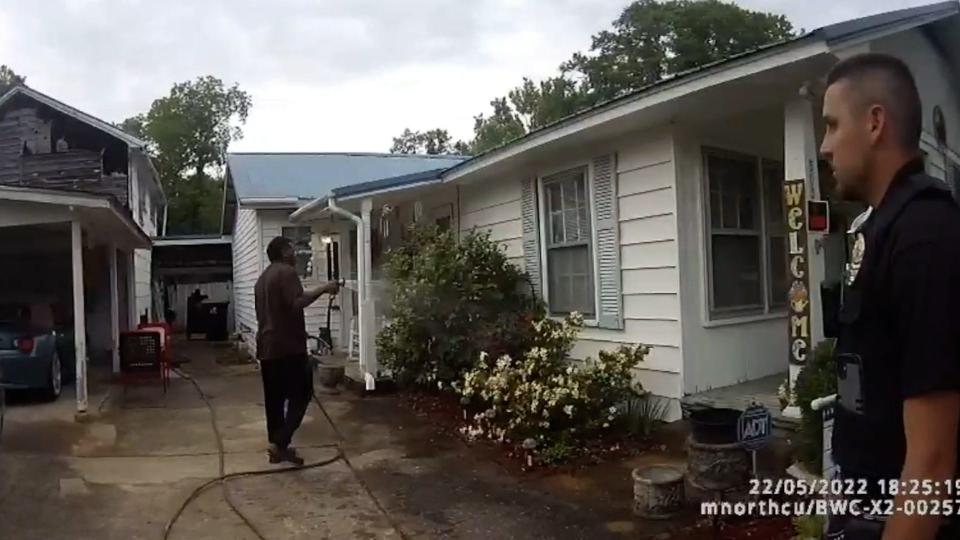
top-left (846, 233), bottom-right (865, 286)
top-left (789, 281), bottom-right (809, 313)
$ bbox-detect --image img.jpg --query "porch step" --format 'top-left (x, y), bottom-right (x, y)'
top-left (680, 373), bottom-right (800, 434)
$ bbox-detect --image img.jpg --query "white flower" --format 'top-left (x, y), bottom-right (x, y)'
top-left (479, 351), bottom-right (489, 362)
top-left (438, 381), bottom-right (444, 390)
top-left (563, 404), bottom-right (574, 417)
top-left (608, 406), bottom-right (617, 414)
top-left (603, 422), bottom-right (610, 428)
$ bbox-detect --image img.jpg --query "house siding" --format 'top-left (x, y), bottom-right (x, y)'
top-left (233, 207), bottom-right (261, 353)
top-left (460, 179), bottom-right (524, 269)
top-left (673, 122), bottom-right (788, 395)
top-left (129, 154), bottom-right (157, 322)
top-left (134, 249), bottom-right (152, 321)
top-left (871, 29), bottom-right (960, 160)
top-left (578, 128), bottom-right (682, 406)
top-left (458, 128), bottom-right (683, 415)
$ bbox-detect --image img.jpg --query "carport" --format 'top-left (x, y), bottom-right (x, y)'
top-left (0, 185), bottom-right (152, 416)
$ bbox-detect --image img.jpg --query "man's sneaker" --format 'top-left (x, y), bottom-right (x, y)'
top-left (281, 448), bottom-right (305, 467)
top-left (267, 444), bottom-right (304, 466)
top-left (267, 443), bottom-right (284, 464)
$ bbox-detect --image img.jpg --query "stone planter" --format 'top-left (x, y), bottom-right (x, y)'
top-left (686, 436), bottom-right (750, 492)
top-left (632, 465), bottom-right (685, 519)
top-left (314, 357), bottom-right (346, 389)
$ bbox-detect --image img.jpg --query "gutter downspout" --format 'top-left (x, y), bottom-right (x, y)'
top-left (323, 198), bottom-right (375, 391)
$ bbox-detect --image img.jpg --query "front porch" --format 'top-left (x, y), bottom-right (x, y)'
top-left (290, 171), bottom-right (460, 389)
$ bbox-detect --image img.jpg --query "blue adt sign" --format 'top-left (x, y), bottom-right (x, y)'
top-left (738, 404), bottom-right (772, 451)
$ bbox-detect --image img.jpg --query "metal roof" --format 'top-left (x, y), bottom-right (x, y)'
top-left (0, 85), bottom-right (149, 148)
top-left (331, 167), bottom-right (446, 199)
top-left (440, 1), bottom-right (960, 179)
top-left (226, 152), bottom-right (467, 202)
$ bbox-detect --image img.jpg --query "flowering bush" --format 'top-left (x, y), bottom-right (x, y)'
top-left (377, 225), bottom-right (543, 387)
top-left (459, 312), bottom-right (649, 452)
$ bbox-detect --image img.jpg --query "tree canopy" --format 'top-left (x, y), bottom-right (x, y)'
top-left (0, 65), bottom-right (25, 95)
top-left (122, 76), bottom-right (251, 235)
top-left (390, 128), bottom-right (469, 155)
top-left (391, 0), bottom-right (794, 155)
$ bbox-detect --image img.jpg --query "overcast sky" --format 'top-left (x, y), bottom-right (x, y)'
top-left (0, 0), bottom-right (940, 153)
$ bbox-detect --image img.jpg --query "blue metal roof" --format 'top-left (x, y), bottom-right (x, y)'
top-left (331, 167), bottom-right (446, 198)
top-left (226, 152), bottom-right (467, 201)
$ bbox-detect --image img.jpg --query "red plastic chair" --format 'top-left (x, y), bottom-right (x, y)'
top-left (119, 330), bottom-right (166, 394)
top-left (138, 322), bottom-right (172, 387)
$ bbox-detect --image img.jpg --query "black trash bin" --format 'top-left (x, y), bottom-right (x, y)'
top-left (202, 302), bottom-right (229, 341)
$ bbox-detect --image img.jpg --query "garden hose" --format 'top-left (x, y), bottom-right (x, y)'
top-left (163, 367), bottom-right (343, 540)
top-left (163, 364), bottom-right (410, 540)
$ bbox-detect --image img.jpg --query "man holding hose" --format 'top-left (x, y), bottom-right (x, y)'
top-left (255, 236), bottom-right (340, 465)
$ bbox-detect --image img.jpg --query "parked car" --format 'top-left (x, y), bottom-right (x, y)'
top-left (0, 302), bottom-right (75, 400)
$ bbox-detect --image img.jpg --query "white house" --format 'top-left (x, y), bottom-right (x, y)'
top-left (286, 2), bottom-right (960, 419)
top-left (0, 85), bottom-right (165, 414)
top-left (222, 152), bottom-right (467, 357)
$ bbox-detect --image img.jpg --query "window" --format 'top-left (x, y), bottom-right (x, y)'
top-left (705, 150), bottom-right (786, 317)
top-left (763, 161), bottom-right (788, 308)
top-left (281, 226), bottom-right (313, 278)
top-left (542, 166), bottom-right (595, 317)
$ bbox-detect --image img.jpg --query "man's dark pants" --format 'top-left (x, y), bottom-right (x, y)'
top-left (260, 355), bottom-right (312, 449)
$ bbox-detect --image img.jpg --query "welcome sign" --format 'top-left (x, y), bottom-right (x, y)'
top-left (785, 178), bottom-right (810, 366)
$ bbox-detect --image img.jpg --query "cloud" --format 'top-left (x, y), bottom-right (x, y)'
top-left (0, 0), bottom-right (942, 152)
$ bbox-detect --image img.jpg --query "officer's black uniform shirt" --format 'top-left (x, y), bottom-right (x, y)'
top-left (833, 158), bottom-right (960, 489)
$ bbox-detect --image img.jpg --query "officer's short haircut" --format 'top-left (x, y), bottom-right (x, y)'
top-left (826, 53), bottom-right (922, 150)
top-left (266, 236), bottom-right (292, 263)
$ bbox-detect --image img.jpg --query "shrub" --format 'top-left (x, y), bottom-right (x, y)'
top-left (377, 225), bottom-right (543, 387)
top-left (794, 339), bottom-right (838, 473)
top-left (459, 312), bottom-right (649, 450)
top-left (620, 391), bottom-right (670, 438)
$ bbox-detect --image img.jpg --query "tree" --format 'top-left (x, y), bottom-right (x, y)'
top-left (124, 76), bottom-right (251, 235)
top-left (508, 76), bottom-right (588, 132)
top-left (455, 0), bottom-right (794, 152)
top-left (0, 65), bottom-right (25, 95)
top-left (390, 128), bottom-right (469, 155)
top-left (470, 97), bottom-right (526, 155)
top-left (563, 0), bottom-right (794, 102)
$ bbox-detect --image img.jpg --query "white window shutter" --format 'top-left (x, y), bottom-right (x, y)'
top-left (592, 154), bottom-right (623, 329)
top-left (521, 177), bottom-right (543, 298)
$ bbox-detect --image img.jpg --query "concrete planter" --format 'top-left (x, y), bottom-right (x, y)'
top-left (314, 357), bottom-right (346, 389)
top-left (686, 436), bottom-right (750, 492)
top-left (632, 465), bottom-right (685, 519)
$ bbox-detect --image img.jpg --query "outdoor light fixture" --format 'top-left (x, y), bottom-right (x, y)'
top-left (320, 235), bottom-right (333, 245)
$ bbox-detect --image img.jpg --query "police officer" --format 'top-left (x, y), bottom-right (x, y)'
top-left (822, 53), bottom-right (960, 539)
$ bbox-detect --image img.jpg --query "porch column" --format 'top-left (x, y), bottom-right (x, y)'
top-left (71, 221), bottom-right (88, 415)
top-left (782, 84), bottom-right (826, 419)
top-left (360, 197), bottom-right (376, 390)
top-left (109, 246), bottom-right (120, 375)
top-left (337, 224), bottom-right (354, 352)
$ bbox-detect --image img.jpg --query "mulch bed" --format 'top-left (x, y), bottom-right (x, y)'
top-left (400, 390), bottom-right (799, 539)
top-left (685, 516), bottom-right (796, 539)
top-left (399, 389), bottom-right (657, 475)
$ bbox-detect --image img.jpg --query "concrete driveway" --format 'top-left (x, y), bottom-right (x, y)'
top-left (0, 340), bottom-right (668, 540)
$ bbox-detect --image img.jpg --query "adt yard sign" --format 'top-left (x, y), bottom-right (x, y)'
top-left (738, 404), bottom-right (772, 451)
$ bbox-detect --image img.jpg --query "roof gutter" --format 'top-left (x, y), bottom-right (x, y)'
top-left (322, 198), bottom-right (376, 391)
top-left (240, 197), bottom-right (301, 208)
top-left (289, 195), bottom-right (328, 223)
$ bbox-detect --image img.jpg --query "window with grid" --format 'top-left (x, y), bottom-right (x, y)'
top-left (543, 167), bottom-right (595, 317)
top-left (705, 151), bottom-right (786, 316)
top-left (281, 226), bottom-right (313, 278)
